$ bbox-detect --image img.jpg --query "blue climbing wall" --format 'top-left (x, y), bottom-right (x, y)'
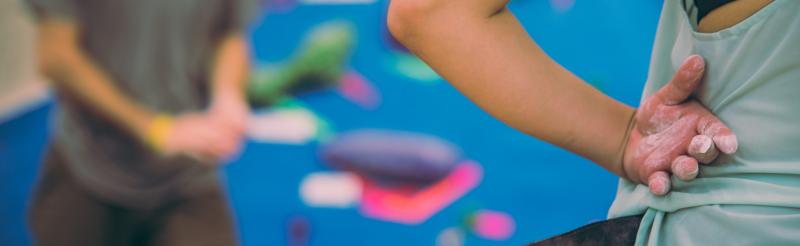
top-left (0, 0), bottom-right (663, 245)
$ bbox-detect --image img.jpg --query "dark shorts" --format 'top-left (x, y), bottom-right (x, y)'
top-left (528, 215), bottom-right (644, 246)
top-left (28, 147), bottom-right (237, 246)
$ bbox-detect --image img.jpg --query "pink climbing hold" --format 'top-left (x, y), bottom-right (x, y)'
top-left (359, 161), bottom-right (483, 224)
top-left (338, 70), bottom-right (381, 110)
top-left (471, 209), bottom-right (516, 241)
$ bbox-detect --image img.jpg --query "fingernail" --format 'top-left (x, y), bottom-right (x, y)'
top-left (697, 136), bottom-right (713, 154)
top-left (672, 156), bottom-right (697, 181)
top-left (687, 55), bottom-right (704, 72)
top-left (679, 160), bottom-right (699, 180)
top-left (684, 168), bottom-right (699, 180)
top-left (650, 180), bottom-right (668, 196)
top-left (715, 135), bottom-right (738, 154)
top-left (688, 136), bottom-right (710, 156)
top-left (692, 58), bottom-right (704, 72)
top-left (649, 173), bottom-right (670, 196)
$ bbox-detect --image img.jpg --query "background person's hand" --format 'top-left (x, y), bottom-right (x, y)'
top-left (622, 55), bottom-right (738, 196)
top-left (162, 112), bottom-right (244, 164)
top-left (209, 93), bottom-right (249, 137)
top-left (205, 93), bottom-right (251, 161)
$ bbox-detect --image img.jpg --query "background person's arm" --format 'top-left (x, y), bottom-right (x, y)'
top-left (204, 0), bottom-right (259, 161)
top-left (207, 32), bottom-right (252, 158)
top-left (35, 18), bottom-right (239, 161)
top-left (36, 19), bottom-right (155, 141)
top-left (388, 0), bottom-right (738, 195)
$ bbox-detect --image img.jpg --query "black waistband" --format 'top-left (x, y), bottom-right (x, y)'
top-left (696, 0), bottom-right (735, 22)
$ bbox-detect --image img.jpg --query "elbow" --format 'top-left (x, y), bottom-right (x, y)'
top-left (35, 41), bottom-right (76, 81)
top-left (34, 20), bottom-right (82, 82)
top-left (386, 0), bottom-right (441, 45)
top-left (35, 44), bottom-right (59, 79)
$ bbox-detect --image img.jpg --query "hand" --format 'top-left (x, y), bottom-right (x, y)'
top-left (162, 112), bottom-right (243, 164)
top-left (205, 93), bottom-right (250, 161)
top-left (622, 55), bottom-right (738, 196)
top-left (209, 93), bottom-right (249, 137)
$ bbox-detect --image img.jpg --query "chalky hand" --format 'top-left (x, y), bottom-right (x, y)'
top-left (623, 55), bottom-right (738, 195)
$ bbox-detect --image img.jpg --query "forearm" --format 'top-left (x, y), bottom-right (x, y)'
top-left (39, 39), bottom-right (155, 139)
top-left (210, 33), bottom-right (250, 105)
top-left (388, 2), bottom-right (634, 175)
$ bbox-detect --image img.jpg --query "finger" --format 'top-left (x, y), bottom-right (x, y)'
top-left (218, 138), bottom-right (244, 162)
top-left (176, 132), bottom-right (218, 163)
top-left (671, 155), bottom-right (699, 181)
top-left (215, 112), bottom-right (247, 135)
top-left (210, 122), bottom-right (244, 160)
top-left (216, 129), bottom-right (245, 161)
top-left (713, 134), bottom-right (738, 154)
top-left (639, 122), bottom-right (695, 180)
top-left (648, 171), bottom-right (671, 196)
top-left (696, 116), bottom-right (739, 154)
top-left (194, 142), bottom-right (224, 162)
top-left (195, 126), bottom-right (236, 160)
top-left (210, 102), bottom-right (249, 131)
top-left (654, 55), bottom-right (705, 105)
top-left (688, 135), bottom-right (720, 164)
top-left (210, 135), bottom-right (238, 160)
top-left (211, 114), bottom-right (247, 139)
top-left (641, 154), bottom-right (671, 182)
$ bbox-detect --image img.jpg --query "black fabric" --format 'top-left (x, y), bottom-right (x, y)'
top-left (527, 215), bottom-right (644, 246)
top-left (696, 0), bottom-right (735, 22)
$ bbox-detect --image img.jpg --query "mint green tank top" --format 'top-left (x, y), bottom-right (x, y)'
top-left (608, 0), bottom-right (800, 245)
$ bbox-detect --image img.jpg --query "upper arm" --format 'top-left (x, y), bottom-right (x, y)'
top-left (35, 18), bottom-right (81, 78)
top-left (214, 0), bottom-right (253, 69)
top-left (28, 0), bottom-right (81, 76)
top-left (388, 0), bottom-right (510, 39)
top-left (212, 32), bottom-right (249, 66)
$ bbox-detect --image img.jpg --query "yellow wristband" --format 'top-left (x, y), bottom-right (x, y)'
top-left (145, 114), bottom-right (174, 154)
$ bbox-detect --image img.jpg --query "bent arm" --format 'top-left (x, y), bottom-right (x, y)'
top-left (210, 32), bottom-right (250, 109)
top-left (36, 18), bottom-right (156, 140)
top-left (388, 0), bottom-right (634, 176)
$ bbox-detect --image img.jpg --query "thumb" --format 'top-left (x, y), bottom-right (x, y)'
top-left (655, 55), bottom-right (706, 105)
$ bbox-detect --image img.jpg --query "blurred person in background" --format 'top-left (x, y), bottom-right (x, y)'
top-left (27, 0), bottom-right (257, 245)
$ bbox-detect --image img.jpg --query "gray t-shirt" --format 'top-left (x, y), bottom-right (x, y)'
top-left (28, 0), bottom-right (256, 209)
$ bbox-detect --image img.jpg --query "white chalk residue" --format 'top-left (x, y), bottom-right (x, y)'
top-left (299, 171), bottom-right (362, 208)
top-left (247, 108), bottom-right (318, 144)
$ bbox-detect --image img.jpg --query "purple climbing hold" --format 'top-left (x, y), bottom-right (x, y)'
top-left (320, 130), bottom-right (462, 184)
top-left (287, 215), bottom-right (311, 246)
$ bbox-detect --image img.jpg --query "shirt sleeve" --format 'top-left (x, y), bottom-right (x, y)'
top-left (26, 0), bottom-right (77, 21)
top-left (225, 0), bottom-right (259, 31)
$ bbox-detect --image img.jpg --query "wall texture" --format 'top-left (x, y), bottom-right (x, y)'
top-left (0, 0), bottom-right (48, 121)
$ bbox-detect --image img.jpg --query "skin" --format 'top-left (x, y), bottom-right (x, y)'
top-left (697, 0), bottom-right (773, 33)
top-left (632, 0), bottom-right (773, 194)
top-left (387, 0), bottom-right (739, 195)
top-left (36, 17), bottom-right (249, 164)
top-left (623, 55), bottom-right (737, 195)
